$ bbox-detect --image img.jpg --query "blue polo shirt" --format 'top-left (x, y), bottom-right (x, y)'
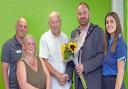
top-left (103, 35), bottom-right (127, 76)
top-left (1, 35), bottom-right (22, 89)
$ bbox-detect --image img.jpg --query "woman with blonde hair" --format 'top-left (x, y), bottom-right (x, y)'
top-left (17, 34), bottom-right (51, 89)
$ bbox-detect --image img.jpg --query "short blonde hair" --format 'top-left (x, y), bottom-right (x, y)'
top-left (48, 11), bottom-right (61, 22)
top-left (16, 17), bottom-right (28, 25)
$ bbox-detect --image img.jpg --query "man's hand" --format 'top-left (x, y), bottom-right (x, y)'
top-left (75, 64), bottom-right (84, 75)
top-left (63, 74), bottom-right (69, 81)
top-left (56, 73), bottom-right (69, 86)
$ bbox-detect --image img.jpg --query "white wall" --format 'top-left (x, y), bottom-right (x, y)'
top-left (112, 0), bottom-right (124, 31)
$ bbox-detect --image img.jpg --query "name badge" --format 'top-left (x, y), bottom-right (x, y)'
top-left (16, 50), bottom-right (22, 54)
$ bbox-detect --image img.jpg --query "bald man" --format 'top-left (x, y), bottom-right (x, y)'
top-left (1, 17), bottom-right (28, 89)
top-left (39, 11), bottom-right (70, 89)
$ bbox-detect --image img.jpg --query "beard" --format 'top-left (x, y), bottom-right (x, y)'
top-left (79, 18), bottom-right (89, 27)
top-left (16, 30), bottom-right (27, 39)
top-left (19, 32), bottom-right (26, 39)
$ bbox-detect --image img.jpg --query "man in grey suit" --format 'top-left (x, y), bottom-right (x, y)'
top-left (66, 2), bottom-right (104, 89)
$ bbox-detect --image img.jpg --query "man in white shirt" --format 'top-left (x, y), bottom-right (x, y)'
top-left (39, 11), bottom-right (70, 89)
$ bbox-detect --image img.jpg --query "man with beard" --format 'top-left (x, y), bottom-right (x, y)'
top-left (1, 18), bottom-right (28, 89)
top-left (66, 2), bottom-right (104, 89)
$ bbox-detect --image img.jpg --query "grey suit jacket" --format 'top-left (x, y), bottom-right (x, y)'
top-left (66, 23), bottom-right (104, 89)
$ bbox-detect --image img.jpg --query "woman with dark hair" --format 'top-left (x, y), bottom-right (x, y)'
top-left (102, 12), bottom-right (127, 89)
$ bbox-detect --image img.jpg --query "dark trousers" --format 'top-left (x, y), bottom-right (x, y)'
top-left (77, 78), bottom-right (85, 89)
top-left (102, 75), bottom-right (125, 89)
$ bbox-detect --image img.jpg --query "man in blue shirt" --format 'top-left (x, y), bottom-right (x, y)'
top-left (1, 17), bottom-right (28, 89)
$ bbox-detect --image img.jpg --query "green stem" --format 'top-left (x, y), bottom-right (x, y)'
top-left (79, 73), bottom-right (87, 89)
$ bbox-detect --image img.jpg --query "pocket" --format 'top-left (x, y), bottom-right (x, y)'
top-left (10, 49), bottom-right (22, 64)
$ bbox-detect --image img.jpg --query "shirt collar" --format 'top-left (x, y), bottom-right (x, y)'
top-left (13, 35), bottom-right (22, 46)
top-left (49, 29), bottom-right (62, 39)
top-left (109, 33), bottom-right (122, 45)
top-left (79, 22), bottom-right (90, 32)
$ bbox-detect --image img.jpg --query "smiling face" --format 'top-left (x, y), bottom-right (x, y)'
top-left (16, 18), bottom-right (28, 39)
top-left (23, 35), bottom-right (36, 56)
top-left (77, 4), bottom-right (90, 27)
top-left (105, 16), bottom-right (116, 36)
top-left (49, 12), bottom-right (61, 36)
top-left (104, 12), bottom-right (123, 53)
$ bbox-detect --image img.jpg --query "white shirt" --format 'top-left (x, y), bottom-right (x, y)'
top-left (77, 23), bottom-right (90, 63)
top-left (79, 23), bottom-right (89, 48)
top-left (39, 30), bottom-right (70, 89)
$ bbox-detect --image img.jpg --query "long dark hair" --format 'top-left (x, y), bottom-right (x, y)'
top-left (104, 12), bottom-right (123, 53)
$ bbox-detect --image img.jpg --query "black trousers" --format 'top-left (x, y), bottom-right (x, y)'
top-left (77, 78), bottom-right (84, 89)
top-left (102, 75), bottom-right (125, 89)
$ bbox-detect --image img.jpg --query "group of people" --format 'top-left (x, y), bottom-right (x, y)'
top-left (1, 2), bottom-right (127, 89)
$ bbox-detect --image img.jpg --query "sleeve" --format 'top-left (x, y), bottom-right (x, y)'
top-left (64, 34), bottom-right (69, 43)
top-left (116, 39), bottom-right (127, 62)
top-left (1, 42), bottom-right (10, 63)
top-left (39, 36), bottom-right (49, 59)
top-left (65, 36), bottom-right (69, 43)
